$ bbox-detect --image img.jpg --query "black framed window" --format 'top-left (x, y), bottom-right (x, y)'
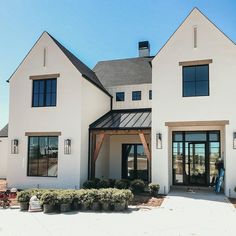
top-left (149, 90), bottom-right (152, 100)
top-left (116, 92), bottom-right (125, 101)
top-left (132, 91), bottom-right (141, 101)
top-left (28, 136), bottom-right (58, 177)
top-left (183, 65), bottom-right (209, 97)
top-left (32, 79), bottom-right (57, 107)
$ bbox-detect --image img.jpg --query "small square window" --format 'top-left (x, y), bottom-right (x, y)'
top-left (149, 90), bottom-right (152, 100)
top-left (132, 91), bottom-right (141, 101)
top-left (116, 92), bottom-right (125, 101)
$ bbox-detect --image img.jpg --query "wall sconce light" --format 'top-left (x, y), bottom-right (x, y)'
top-left (11, 139), bottom-right (19, 154)
top-left (156, 133), bottom-right (162, 149)
top-left (233, 133), bottom-right (236, 149)
top-left (64, 139), bottom-right (71, 154)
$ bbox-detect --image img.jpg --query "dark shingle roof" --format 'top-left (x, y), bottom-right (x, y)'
top-left (47, 33), bottom-right (111, 97)
top-left (90, 108), bottom-right (151, 130)
top-left (0, 124), bottom-right (8, 137)
top-left (93, 56), bottom-right (153, 87)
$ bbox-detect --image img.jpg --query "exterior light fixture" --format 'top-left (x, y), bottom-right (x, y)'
top-left (11, 139), bottom-right (19, 154)
top-left (64, 139), bottom-right (71, 154)
top-left (233, 133), bottom-right (236, 149)
top-left (156, 133), bottom-right (162, 149)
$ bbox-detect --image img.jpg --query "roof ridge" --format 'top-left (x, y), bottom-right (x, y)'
top-left (47, 33), bottom-right (111, 97)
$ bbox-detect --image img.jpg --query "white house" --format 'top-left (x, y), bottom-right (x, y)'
top-left (1, 8), bottom-right (236, 197)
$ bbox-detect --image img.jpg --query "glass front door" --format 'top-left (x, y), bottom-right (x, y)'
top-left (122, 144), bottom-right (148, 181)
top-left (187, 143), bottom-right (206, 185)
top-left (172, 131), bottom-right (221, 186)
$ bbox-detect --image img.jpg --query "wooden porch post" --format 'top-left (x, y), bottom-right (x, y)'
top-left (139, 132), bottom-right (151, 161)
top-left (91, 133), bottom-right (106, 179)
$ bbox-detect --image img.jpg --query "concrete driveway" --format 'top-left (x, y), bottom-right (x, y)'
top-left (0, 190), bottom-right (235, 236)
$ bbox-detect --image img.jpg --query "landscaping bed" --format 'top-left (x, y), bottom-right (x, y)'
top-left (131, 193), bottom-right (164, 207)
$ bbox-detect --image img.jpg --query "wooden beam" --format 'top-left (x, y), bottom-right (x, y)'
top-left (179, 59), bottom-right (212, 66)
top-left (165, 120), bottom-right (229, 127)
top-left (139, 132), bottom-right (151, 161)
top-left (29, 73), bottom-right (60, 80)
top-left (92, 133), bottom-right (106, 162)
top-left (25, 132), bottom-right (61, 136)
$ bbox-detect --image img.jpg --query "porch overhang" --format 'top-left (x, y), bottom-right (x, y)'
top-left (88, 109), bottom-right (152, 179)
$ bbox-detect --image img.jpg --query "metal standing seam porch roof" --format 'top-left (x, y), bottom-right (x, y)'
top-left (89, 108), bottom-right (151, 130)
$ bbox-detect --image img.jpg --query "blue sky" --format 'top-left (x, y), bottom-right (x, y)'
top-left (0, 0), bottom-right (236, 129)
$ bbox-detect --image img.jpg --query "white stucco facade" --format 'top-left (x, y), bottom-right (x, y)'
top-left (0, 137), bottom-right (8, 178)
top-left (6, 32), bottom-right (110, 189)
top-left (152, 8), bottom-right (236, 197)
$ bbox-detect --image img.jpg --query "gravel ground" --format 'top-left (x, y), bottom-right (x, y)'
top-left (0, 190), bottom-right (235, 236)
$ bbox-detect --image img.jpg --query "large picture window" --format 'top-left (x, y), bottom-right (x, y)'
top-left (32, 79), bottom-right (57, 107)
top-left (183, 65), bottom-right (209, 97)
top-left (28, 136), bottom-right (58, 177)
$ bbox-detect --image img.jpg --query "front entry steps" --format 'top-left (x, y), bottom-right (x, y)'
top-left (170, 185), bottom-right (224, 193)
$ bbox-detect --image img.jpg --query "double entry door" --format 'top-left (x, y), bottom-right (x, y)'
top-left (187, 142), bottom-right (207, 185)
top-left (122, 144), bottom-right (148, 181)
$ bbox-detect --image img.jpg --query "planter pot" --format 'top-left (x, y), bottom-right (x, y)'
top-left (91, 202), bottom-right (100, 211)
top-left (20, 202), bottom-right (29, 211)
top-left (102, 202), bottom-right (111, 211)
top-left (125, 201), bottom-right (129, 210)
top-left (72, 201), bottom-right (80, 211)
top-left (60, 203), bottom-right (71, 212)
top-left (43, 204), bottom-right (54, 213)
top-left (81, 203), bottom-right (90, 211)
top-left (114, 202), bottom-right (126, 212)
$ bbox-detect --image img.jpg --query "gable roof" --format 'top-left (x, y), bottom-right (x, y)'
top-left (154, 7), bottom-right (235, 60)
top-left (47, 33), bottom-right (111, 97)
top-left (93, 56), bottom-right (153, 87)
top-left (0, 124), bottom-right (8, 137)
top-left (7, 32), bottom-right (111, 97)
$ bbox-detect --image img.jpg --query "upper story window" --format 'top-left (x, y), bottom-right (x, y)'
top-left (183, 65), bottom-right (209, 97)
top-left (149, 90), bottom-right (152, 100)
top-left (32, 79), bottom-right (57, 107)
top-left (28, 136), bottom-right (58, 177)
top-left (132, 91), bottom-right (141, 101)
top-left (116, 92), bottom-right (125, 101)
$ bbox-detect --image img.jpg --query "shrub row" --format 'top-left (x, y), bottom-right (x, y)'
top-left (82, 179), bottom-right (160, 196)
top-left (17, 188), bottom-right (134, 213)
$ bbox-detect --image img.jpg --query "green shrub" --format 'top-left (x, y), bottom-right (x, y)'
top-left (100, 188), bottom-right (113, 204)
top-left (148, 183), bottom-right (160, 196)
top-left (40, 191), bottom-right (58, 205)
top-left (114, 179), bottom-right (130, 189)
top-left (97, 179), bottom-right (110, 189)
top-left (130, 179), bottom-right (145, 193)
top-left (17, 191), bottom-right (31, 203)
top-left (108, 179), bottom-right (116, 188)
top-left (57, 191), bottom-right (73, 204)
top-left (82, 180), bottom-right (97, 189)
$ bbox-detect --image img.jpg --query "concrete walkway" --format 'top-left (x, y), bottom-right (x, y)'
top-left (0, 190), bottom-right (235, 236)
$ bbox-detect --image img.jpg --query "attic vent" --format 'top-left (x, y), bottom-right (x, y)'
top-left (43, 48), bottom-right (47, 67)
top-left (193, 27), bottom-right (197, 48)
top-left (139, 41), bottom-right (150, 57)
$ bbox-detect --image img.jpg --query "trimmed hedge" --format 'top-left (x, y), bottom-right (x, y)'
top-left (17, 188), bottom-right (133, 212)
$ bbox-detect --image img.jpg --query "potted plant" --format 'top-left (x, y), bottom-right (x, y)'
top-left (40, 191), bottom-right (57, 213)
top-left (80, 190), bottom-right (92, 211)
top-left (148, 183), bottom-right (160, 197)
top-left (17, 191), bottom-right (31, 211)
top-left (100, 189), bottom-right (112, 211)
top-left (57, 191), bottom-right (72, 212)
top-left (111, 190), bottom-right (126, 211)
top-left (89, 189), bottom-right (101, 211)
